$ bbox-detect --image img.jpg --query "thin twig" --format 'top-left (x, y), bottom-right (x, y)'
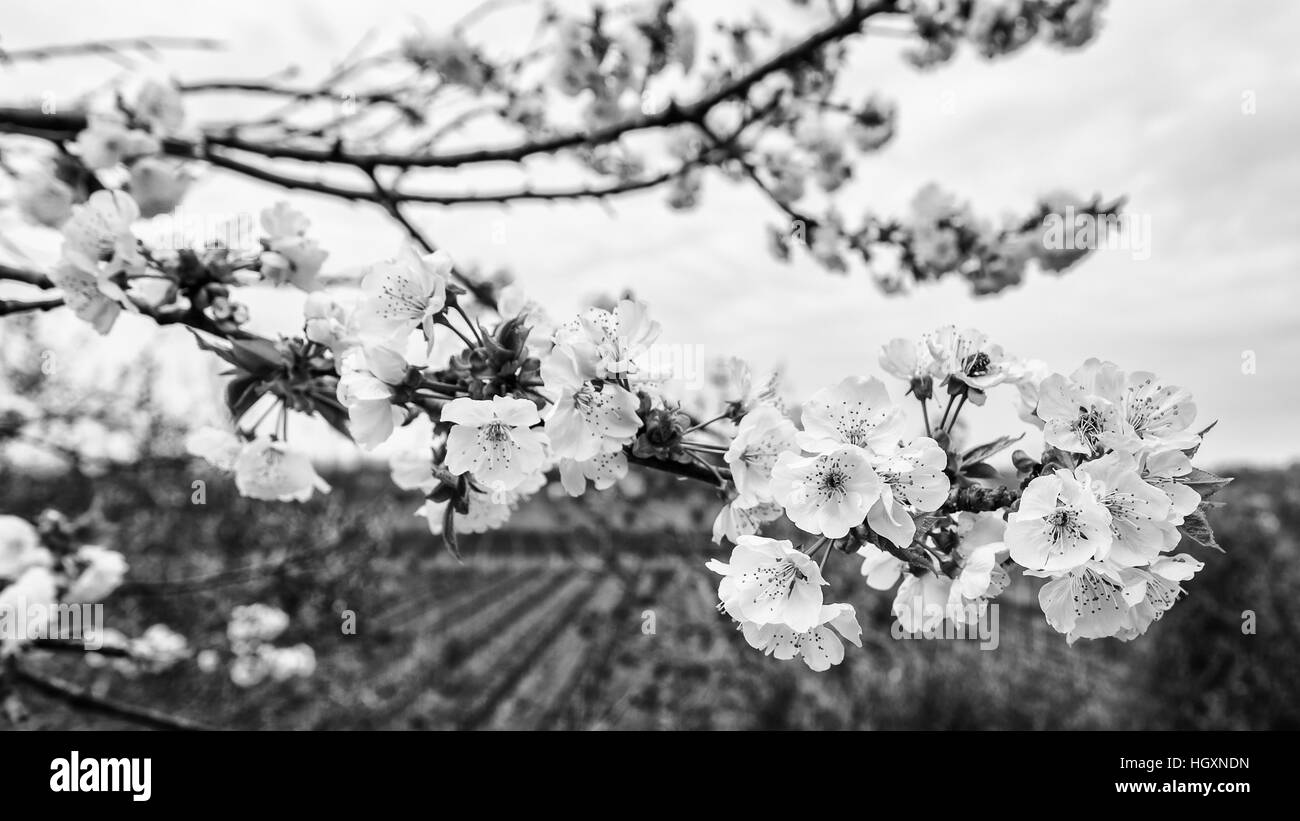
top-left (10, 661), bottom-right (215, 731)
top-left (0, 296), bottom-right (64, 316)
top-left (0, 36), bottom-right (223, 64)
top-left (0, 264), bottom-right (54, 289)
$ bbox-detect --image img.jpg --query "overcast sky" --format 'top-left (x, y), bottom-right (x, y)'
top-left (2, 0), bottom-right (1298, 469)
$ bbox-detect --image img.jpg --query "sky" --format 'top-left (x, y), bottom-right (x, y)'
top-left (1, 0), bottom-right (1298, 470)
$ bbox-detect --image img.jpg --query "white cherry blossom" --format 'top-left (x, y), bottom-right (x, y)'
top-left (417, 468), bottom-right (546, 535)
top-left (879, 337), bottom-right (938, 384)
top-left (740, 603), bottom-right (862, 672)
top-left (1031, 559), bottom-right (1140, 643)
top-left (706, 536), bottom-right (826, 632)
top-left (443, 396), bottom-right (548, 491)
top-left (336, 344), bottom-right (408, 449)
top-left (1034, 359), bottom-right (1127, 456)
top-left (358, 246), bottom-right (452, 345)
top-left (541, 344), bottom-right (641, 461)
top-left (260, 202), bottom-right (328, 290)
top-left (796, 376), bottom-right (905, 454)
top-left (948, 512), bottom-right (1011, 622)
top-left (552, 299), bottom-right (660, 377)
top-left (1140, 448), bottom-right (1202, 540)
top-left (1114, 554), bottom-right (1204, 641)
top-left (1006, 469), bottom-right (1112, 571)
top-left (858, 543), bottom-right (906, 590)
top-left (924, 325), bottom-right (1015, 397)
top-left (64, 545), bottom-right (128, 603)
top-left (724, 405), bottom-right (799, 505)
top-left (892, 571), bottom-right (953, 634)
top-left (866, 437), bottom-right (950, 549)
top-left (14, 163), bottom-right (73, 228)
top-left (770, 446), bottom-right (880, 538)
top-left (0, 516), bottom-right (52, 581)
top-left (1078, 452), bottom-right (1174, 567)
top-left (711, 498), bottom-right (783, 545)
top-left (1109, 370), bottom-right (1199, 454)
top-left (232, 438), bottom-right (331, 502)
top-left (557, 452), bottom-right (628, 496)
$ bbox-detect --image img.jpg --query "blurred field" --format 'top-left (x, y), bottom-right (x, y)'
top-left (3, 461), bottom-right (1298, 730)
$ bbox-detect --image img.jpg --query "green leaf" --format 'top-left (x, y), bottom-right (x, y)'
top-left (961, 462), bottom-right (1001, 480)
top-left (1182, 421), bottom-right (1218, 459)
top-left (1178, 503), bottom-right (1224, 554)
top-left (225, 375), bottom-right (265, 422)
top-left (227, 337), bottom-right (290, 375)
top-left (188, 329), bottom-right (243, 370)
top-left (1177, 467), bottom-right (1234, 501)
top-left (961, 433), bottom-right (1024, 468)
top-left (909, 514), bottom-right (941, 548)
top-left (312, 397), bottom-right (354, 441)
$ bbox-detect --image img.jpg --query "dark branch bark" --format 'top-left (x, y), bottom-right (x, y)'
top-left (626, 452), bottom-right (732, 489)
top-left (0, 36), bottom-right (223, 63)
top-left (204, 148), bottom-right (695, 206)
top-left (0, 264), bottom-right (55, 289)
top-left (0, 296), bottom-right (64, 316)
top-left (9, 661), bottom-right (216, 731)
top-left (0, 2), bottom-right (894, 170)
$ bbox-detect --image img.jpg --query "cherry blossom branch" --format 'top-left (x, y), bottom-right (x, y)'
top-left (29, 639), bottom-right (133, 658)
top-left (0, 36), bottom-right (223, 64)
top-left (7, 660), bottom-right (215, 731)
top-left (204, 148), bottom-right (698, 206)
top-left (0, 296), bottom-right (64, 316)
top-left (361, 168), bottom-right (499, 309)
top-left (0, 264), bottom-right (54, 289)
top-left (626, 452), bottom-right (731, 489)
top-left (0, 2), bottom-right (896, 170)
top-left (179, 79), bottom-right (418, 112)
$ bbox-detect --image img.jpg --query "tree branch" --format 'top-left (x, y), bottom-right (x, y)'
top-left (8, 660), bottom-right (215, 731)
top-left (363, 168), bottom-right (500, 309)
top-left (0, 2), bottom-right (894, 170)
top-left (0, 296), bottom-right (64, 316)
top-left (0, 36), bottom-right (223, 64)
top-left (0, 264), bottom-right (54, 289)
top-left (204, 148), bottom-right (697, 206)
top-left (626, 452), bottom-right (732, 489)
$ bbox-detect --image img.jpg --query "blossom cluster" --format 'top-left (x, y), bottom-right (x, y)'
top-left (0, 512), bottom-right (129, 652)
top-left (216, 603), bottom-right (317, 688)
top-left (171, 233), bottom-right (1226, 672)
top-left (18, 177), bottom-right (1229, 673)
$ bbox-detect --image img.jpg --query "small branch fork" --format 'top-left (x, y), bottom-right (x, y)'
top-left (0, 1), bottom-right (895, 189)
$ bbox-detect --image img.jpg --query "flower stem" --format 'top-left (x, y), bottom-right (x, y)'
top-left (439, 319), bottom-right (476, 349)
top-left (241, 397), bottom-right (279, 437)
top-left (685, 413), bottom-right (729, 434)
top-left (919, 396), bottom-right (932, 438)
top-left (682, 439), bottom-right (729, 454)
top-left (686, 451), bottom-right (727, 487)
top-left (938, 393), bottom-right (957, 430)
top-left (946, 393), bottom-right (968, 434)
top-left (452, 303), bottom-right (483, 344)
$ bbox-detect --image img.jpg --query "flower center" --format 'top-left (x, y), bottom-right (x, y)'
top-left (1045, 507), bottom-right (1087, 549)
top-left (482, 422), bottom-right (511, 444)
top-left (963, 351), bottom-right (991, 377)
top-left (1072, 405), bottom-right (1106, 454)
top-left (818, 466), bottom-right (849, 498)
top-left (574, 381), bottom-right (601, 411)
